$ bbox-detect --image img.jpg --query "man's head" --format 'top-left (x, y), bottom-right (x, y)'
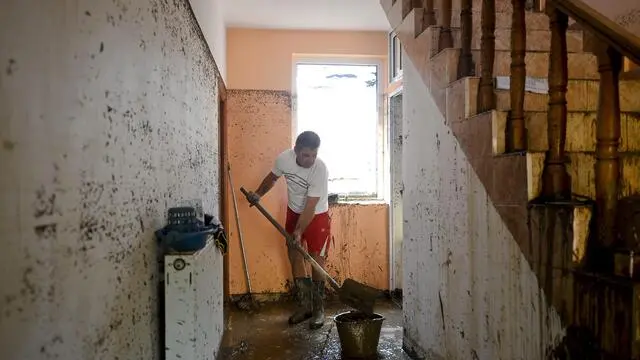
top-left (294, 131), bottom-right (321, 168)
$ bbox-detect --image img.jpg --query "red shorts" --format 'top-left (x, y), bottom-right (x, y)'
top-left (285, 207), bottom-right (331, 257)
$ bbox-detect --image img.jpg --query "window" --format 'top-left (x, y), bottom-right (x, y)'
top-left (293, 59), bottom-right (384, 200)
top-left (389, 32), bottom-right (403, 82)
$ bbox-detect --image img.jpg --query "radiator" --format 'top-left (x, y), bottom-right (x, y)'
top-left (164, 238), bottom-right (224, 360)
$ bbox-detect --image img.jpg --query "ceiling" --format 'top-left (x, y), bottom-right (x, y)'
top-left (222, 0), bottom-right (391, 31)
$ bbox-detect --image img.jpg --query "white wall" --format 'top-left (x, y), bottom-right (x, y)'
top-left (190, 0), bottom-right (227, 81)
top-left (0, 0), bottom-right (224, 358)
top-left (401, 54), bottom-right (564, 359)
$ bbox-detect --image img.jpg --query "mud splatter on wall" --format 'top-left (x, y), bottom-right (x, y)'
top-left (401, 55), bottom-right (565, 358)
top-left (225, 89), bottom-right (390, 294)
top-left (225, 89), bottom-right (293, 294)
top-left (0, 0), bottom-right (223, 359)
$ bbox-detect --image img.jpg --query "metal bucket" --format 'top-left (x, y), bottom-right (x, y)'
top-left (334, 311), bottom-right (385, 359)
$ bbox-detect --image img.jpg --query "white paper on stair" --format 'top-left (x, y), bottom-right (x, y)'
top-left (494, 76), bottom-right (549, 94)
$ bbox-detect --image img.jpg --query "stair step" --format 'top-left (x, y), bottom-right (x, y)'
top-left (426, 45), bottom-right (598, 91)
top-left (451, 10), bottom-right (550, 31)
top-left (452, 0), bottom-right (514, 13)
top-left (461, 27), bottom-right (585, 53)
top-left (491, 111), bottom-right (640, 154)
top-left (382, 0), bottom-right (516, 15)
top-left (525, 150), bottom-right (640, 201)
top-left (387, 0), bottom-right (552, 35)
top-left (459, 111), bottom-right (640, 202)
top-left (495, 79), bottom-right (640, 112)
top-left (473, 50), bottom-right (599, 80)
top-left (439, 54), bottom-right (640, 126)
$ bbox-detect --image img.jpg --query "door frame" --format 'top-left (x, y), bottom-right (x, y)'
top-left (387, 86), bottom-right (403, 293)
top-left (218, 79), bottom-right (230, 302)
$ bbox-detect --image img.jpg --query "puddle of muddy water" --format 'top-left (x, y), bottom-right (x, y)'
top-left (219, 299), bottom-right (413, 360)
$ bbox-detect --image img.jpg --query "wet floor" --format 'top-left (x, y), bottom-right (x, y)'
top-left (219, 297), bottom-right (414, 360)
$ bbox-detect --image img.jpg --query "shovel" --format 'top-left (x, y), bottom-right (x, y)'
top-left (240, 187), bottom-right (379, 314)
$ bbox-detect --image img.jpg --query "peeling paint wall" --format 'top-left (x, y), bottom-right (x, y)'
top-left (0, 0), bottom-right (223, 359)
top-left (401, 55), bottom-right (564, 358)
top-left (225, 29), bottom-right (390, 295)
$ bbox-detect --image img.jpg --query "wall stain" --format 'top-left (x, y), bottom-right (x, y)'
top-left (33, 186), bottom-right (59, 218)
top-left (2, 140), bottom-right (15, 150)
top-left (34, 223), bottom-right (57, 240)
top-left (5, 58), bottom-right (16, 75)
top-left (1, 0), bottom-right (223, 358)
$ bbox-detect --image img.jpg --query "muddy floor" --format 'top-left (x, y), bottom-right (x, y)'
top-left (219, 297), bottom-right (413, 359)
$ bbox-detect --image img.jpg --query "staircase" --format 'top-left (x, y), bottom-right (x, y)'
top-left (381, 0), bottom-right (640, 358)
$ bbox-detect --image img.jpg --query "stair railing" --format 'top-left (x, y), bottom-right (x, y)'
top-left (546, 0), bottom-right (640, 249)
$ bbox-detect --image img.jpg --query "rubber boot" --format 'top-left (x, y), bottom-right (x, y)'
top-left (288, 277), bottom-right (312, 325)
top-left (309, 280), bottom-right (325, 330)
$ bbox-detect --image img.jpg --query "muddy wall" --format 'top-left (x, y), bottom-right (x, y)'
top-left (225, 89), bottom-right (390, 294)
top-left (401, 54), bottom-right (564, 358)
top-left (224, 29), bottom-right (390, 295)
top-left (0, 0), bottom-right (224, 358)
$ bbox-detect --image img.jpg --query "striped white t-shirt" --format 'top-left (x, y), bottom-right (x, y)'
top-left (271, 149), bottom-right (329, 214)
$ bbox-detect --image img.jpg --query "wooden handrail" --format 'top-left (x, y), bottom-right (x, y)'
top-left (548, 0), bottom-right (640, 64)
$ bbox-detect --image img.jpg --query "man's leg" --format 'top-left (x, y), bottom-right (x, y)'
top-left (285, 209), bottom-right (313, 325)
top-left (305, 213), bottom-right (331, 330)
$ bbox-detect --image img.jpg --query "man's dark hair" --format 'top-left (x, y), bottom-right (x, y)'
top-left (295, 131), bottom-right (321, 150)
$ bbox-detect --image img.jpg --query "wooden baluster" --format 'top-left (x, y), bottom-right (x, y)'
top-left (424, 0), bottom-right (436, 28)
top-left (595, 44), bottom-right (623, 249)
top-left (457, 0), bottom-right (474, 78)
top-left (541, 8), bottom-right (570, 200)
top-left (508, 0), bottom-right (527, 151)
top-left (478, 0), bottom-right (496, 112)
top-left (438, 0), bottom-right (454, 51)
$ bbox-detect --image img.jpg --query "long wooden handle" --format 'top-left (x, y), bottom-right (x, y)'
top-left (239, 187), bottom-right (340, 291)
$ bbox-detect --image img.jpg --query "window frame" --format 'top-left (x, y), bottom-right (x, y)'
top-left (389, 31), bottom-right (403, 82)
top-left (292, 56), bottom-right (386, 201)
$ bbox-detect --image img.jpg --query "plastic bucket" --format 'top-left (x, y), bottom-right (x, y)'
top-left (334, 311), bottom-right (385, 359)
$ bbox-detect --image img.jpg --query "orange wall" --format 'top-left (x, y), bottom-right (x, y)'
top-left (226, 28), bottom-right (389, 91)
top-left (225, 29), bottom-right (390, 295)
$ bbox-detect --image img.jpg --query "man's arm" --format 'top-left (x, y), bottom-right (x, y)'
top-left (246, 152), bottom-right (285, 204)
top-left (245, 171), bottom-right (279, 205)
top-left (254, 172), bottom-right (279, 197)
top-left (293, 196), bottom-right (320, 238)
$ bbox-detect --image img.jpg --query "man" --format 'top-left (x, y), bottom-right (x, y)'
top-left (245, 131), bottom-right (330, 330)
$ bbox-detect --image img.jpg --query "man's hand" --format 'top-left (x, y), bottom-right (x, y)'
top-left (292, 228), bottom-right (303, 245)
top-left (245, 191), bottom-right (260, 206)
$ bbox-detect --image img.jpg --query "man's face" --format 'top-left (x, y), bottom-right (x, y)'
top-left (295, 147), bottom-right (318, 168)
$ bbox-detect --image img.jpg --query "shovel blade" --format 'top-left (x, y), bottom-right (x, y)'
top-left (338, 278), bottom-right (380, 314)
